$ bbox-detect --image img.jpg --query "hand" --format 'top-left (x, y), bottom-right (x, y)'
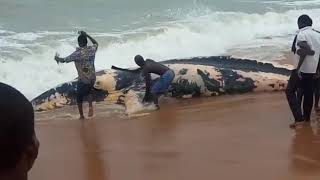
top-left (142, 96), bottom-right (147, 103)
top-left (314, 71), bottom-right (320, 79)
top-left (54, 53), bottom-right (63, 64)
top-left (54, 53), bottom-right (60, 62)
top-left (142, 92), bottom-right (152, 102)
top-left (297, 70), bottom-right (302, 79)
top-left (142, 94), bottom-right (149, 102)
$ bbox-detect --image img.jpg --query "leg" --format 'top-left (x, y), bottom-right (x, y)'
top-left (77, 82), bottom-right (85, 120)
top-left (285, 70), bottom-right (304, 124)
top-left (152, 93), bottom-right (161, 110)
top-left (77, 94), bottom-right (85, 119)
top-left (301, 73), bottom-right (314, 122)
top-left (297, 88), bottom-right (304, 118)
top-left (83, 82), bottom-right (94, 118)
top-left (88, 93), bottom-right (94, 117)
top-left (77, 103), bottom-right (85, 120)
top-left (150, 70), bottom-right (175, 109)
top-left (297, 88), bottom-right (303, 110)
top-left (150, 80), bottom-right (161, 107)
top-left (314, 78), bottom-right (320, 110)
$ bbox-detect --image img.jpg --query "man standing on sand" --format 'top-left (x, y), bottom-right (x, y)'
top-left (286, 15), bottom-right (320, 128)
top-left (55, 31), bottom-right (98, 119)
top-left (134, 55), bottom-right (175, 109)
top-left (291, 31), bottom-right (320, 112)
top-left (0, 82), bottom-right (39, 180)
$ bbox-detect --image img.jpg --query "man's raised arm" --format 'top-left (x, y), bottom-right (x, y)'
top-left (79, 31), bottom-right (98, 48)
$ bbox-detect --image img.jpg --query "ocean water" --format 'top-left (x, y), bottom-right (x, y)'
top-left (1, 0), bottom-right (320, 99)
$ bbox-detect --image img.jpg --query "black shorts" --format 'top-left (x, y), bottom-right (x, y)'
top-left (77, 81), bottom-right (94, 103)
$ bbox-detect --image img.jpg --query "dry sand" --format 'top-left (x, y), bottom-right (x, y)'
top-left (30, 92), bottom-right (320, 180)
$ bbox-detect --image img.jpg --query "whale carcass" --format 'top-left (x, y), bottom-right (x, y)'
top-left (31, 56), bottom-right (290, 111)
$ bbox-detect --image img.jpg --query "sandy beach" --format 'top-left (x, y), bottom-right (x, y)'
top-left (30, 92), bottom-right (320, 180)
top-left (3, 0), bottom-right (320, 179)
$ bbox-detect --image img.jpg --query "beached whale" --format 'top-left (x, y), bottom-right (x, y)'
top-left (31, 56), bottom-right (291, 111)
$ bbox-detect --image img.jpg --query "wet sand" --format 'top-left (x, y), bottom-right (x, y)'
top-left (31, 92), bottom-right (320, 180)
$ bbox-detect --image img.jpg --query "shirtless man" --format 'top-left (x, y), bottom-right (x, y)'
top-left (134, 55), bottom-right (175, 108)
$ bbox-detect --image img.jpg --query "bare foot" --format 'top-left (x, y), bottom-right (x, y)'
top-left (79, 116), bottom-right (85, 120)
top-left (289, 121), bottom-right (305, 129)
top-left (88, 108), bottom-right (94, 117)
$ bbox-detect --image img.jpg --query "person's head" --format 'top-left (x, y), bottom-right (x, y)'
top-left (134, 55), bottom-right (145, 67)
top-left (0, 83), bottom-right (39, 178)
top-left (298, 14), bottom-right (313, 29)
top-left (78, 34), bottom-right (88, 47)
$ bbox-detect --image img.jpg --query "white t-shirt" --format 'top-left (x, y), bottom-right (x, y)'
top-left (294, 26), bottom-right (320, 73)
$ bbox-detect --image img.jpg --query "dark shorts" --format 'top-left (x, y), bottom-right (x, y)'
top-left (151, 70), bottom-right (175, 94)
top-left (77, 81), bottom-right (94, 103)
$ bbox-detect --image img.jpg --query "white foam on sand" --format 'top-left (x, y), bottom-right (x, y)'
top-left (124, 90), bottom-right (157, 116)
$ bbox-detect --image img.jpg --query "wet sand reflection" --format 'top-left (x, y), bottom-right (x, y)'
top-left (289, 120), bottom-right (320, 177)
top-left (80, 121), bottom-right (109, 180)
top-left (31, 93), bottom-right (320, 180)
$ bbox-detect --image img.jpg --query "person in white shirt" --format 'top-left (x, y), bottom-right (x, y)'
top-left (286, 14), bottom-right (320, 128)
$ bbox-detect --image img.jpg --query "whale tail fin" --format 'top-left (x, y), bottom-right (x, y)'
top-left (111, 65), bottom-right (142, 73)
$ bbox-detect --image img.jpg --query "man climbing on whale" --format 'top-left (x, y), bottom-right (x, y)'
top-left (112, 55), bottom-right (175, 109)
top-left (54, 31), bottom-right (98, 119)
top-left (134, 55), bottom-right (175, 109)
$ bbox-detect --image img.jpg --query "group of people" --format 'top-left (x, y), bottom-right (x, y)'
top-left (0, 52), bottom-right (175, 180)
top-left (286, 14), bottom-right (320, 128)
top-left (3, 13), bottom-right (320, 180)
top-left (55, 14), bottom-right (320, 125)
top-left (54, 31), bottom-right (175, 119)
top-left (56, 14), bottom-right (320, 126)
top-left (0, 31), bottom-right (176, 179)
